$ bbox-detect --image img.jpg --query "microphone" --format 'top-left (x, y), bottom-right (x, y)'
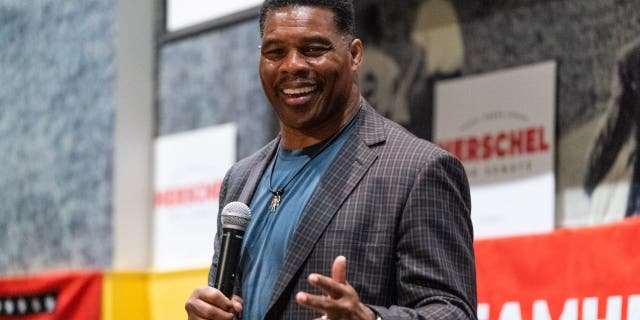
top-left (213, 201), bottom-right (252, 298)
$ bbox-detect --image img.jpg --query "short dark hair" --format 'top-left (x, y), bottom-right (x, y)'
top-left (259, 0), bottom-right (355, 38)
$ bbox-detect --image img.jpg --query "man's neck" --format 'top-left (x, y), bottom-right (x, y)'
top-left (279, 96), bottom-right (362, 150)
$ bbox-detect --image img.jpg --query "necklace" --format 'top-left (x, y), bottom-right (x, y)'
top-left (267, 108), bottom-right (361, 212)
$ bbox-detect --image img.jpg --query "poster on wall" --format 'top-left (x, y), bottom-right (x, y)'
top-left (166, 0), bottom-right (262, 32)
top-left (434, 61), bottom-right (556, 239)
top-left (153, 123), bottom-right (236, 270)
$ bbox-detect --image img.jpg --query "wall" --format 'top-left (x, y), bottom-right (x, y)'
top-left (353, 0), bottom-right (640, 226)
top-left (0, 0), bottom-right (116, 275)
top-left (158, 19), bottom-right (275, 160)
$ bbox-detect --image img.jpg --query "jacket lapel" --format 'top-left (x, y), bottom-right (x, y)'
top-left (266, 105), bottom-right (386, 311)
top-left (236, 138), bottom-right (279, 205)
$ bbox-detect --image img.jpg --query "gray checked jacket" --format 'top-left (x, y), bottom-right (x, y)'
top-left (209, 102), bottom-right (477, 319)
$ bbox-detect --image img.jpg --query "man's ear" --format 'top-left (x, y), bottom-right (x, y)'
top-left (350, 38), bottom-right (363, 71)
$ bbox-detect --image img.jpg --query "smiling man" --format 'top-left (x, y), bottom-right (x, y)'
top-left (185, 1), bottom-right (477, 319)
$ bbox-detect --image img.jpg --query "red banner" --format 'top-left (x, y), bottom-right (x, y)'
top-left (0, 270), bottom-right (102, 319)
top-left (475, 217), bottom-right (640, 320)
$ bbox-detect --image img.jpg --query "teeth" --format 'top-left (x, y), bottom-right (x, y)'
top-left (283, 86), bottom-right (316, 95)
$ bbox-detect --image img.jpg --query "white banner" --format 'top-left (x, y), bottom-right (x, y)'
top-left (434, 61), bottom-right (556, 239)
top-left (153, 123), bottom-right (236, 270)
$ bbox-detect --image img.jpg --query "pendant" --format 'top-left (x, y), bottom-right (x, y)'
top-left (269, 190), bottom-right (283, 212)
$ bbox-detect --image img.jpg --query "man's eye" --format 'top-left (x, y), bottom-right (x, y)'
top-left (303, 46), bottom-right (329, 56)
top-left (262, 48), bottom-right (285, 59)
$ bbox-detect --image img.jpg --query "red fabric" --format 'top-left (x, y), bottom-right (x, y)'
top-left (475, 217), bottom-right (640, 320)
top-left (0, 270), bottom-right (102, 320)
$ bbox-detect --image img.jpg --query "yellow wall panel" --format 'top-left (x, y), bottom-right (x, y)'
top-left (102, 272), bottom-right (150, 320)
top-left (102, 268), bottom-right (209, 320)
top-left (148, 268), bottom-right (209, 320)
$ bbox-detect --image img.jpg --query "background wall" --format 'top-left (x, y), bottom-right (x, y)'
top-left (0, 0), bottom-right (116, 275)
top-left (351, 0), bottom-right (640, 226)
top-left (159, 19), bottom-right (275, 159)
top-left (453, 0), bottom-right (640, 226)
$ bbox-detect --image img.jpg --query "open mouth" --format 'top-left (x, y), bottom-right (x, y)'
top-left (279, 85), bottom-right (318, 106)
top-left (282, 85), bottom-right (317, 96)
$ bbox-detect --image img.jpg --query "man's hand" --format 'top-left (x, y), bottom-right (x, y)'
top-left (185, 286), bottom-right (243, 320)
top-left (295, 256), bottom-right (377, 320)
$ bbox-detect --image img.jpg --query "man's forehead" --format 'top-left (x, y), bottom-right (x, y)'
top-left (271, 5), bottom-right (312, 19)
top-left (263, 5), bottom-right (335, 28)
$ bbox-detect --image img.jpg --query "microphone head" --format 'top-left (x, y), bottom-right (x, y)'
top-left (221, 201), bottom-right (251, 231)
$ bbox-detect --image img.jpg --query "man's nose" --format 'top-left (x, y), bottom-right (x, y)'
top-left (281, 50), bottom-right (308, 75)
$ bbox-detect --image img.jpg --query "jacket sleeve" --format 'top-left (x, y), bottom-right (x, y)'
top-left (370, 152), bottom-right (477, 319)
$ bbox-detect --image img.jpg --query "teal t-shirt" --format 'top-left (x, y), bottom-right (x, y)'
top-left (239, 122), bottom-right (354, 320)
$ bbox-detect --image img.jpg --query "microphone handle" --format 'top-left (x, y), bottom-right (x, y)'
top-left (213, 228), bottom-right (245, 298)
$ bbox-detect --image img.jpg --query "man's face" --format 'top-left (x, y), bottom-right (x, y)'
top-left (259, 6), bottom-right (362, 133)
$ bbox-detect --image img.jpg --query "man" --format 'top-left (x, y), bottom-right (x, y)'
top-left (185, 0), bottom-right (476, 319)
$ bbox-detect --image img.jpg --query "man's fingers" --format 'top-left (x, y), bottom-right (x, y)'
top-left (306, 256), bottom-right (350, 299)
top-left (231, 295), bottom-right (243, 313)
top-left (297, 256), bottom-right (373, 320)
top-left (186, 298), bottom-right (235, 320)
top-left (185, 286), bottom-right (239, 320)
top-left (295, 291), bottom-right (331, 314)
top-left (197, 286), bottom-right (233, 310)
top-left (308, 273), bottom-right (346, 299)
top-left (331, 256), bottom-right (347, 284)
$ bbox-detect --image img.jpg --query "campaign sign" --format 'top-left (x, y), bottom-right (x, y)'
top-left (153, 123), bottom-right (236, 270)
top-left (434, 61), bottom-right (556, 239)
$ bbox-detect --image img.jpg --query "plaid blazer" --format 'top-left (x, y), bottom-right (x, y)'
top-left (209, 103), bottom-right (477, 319)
